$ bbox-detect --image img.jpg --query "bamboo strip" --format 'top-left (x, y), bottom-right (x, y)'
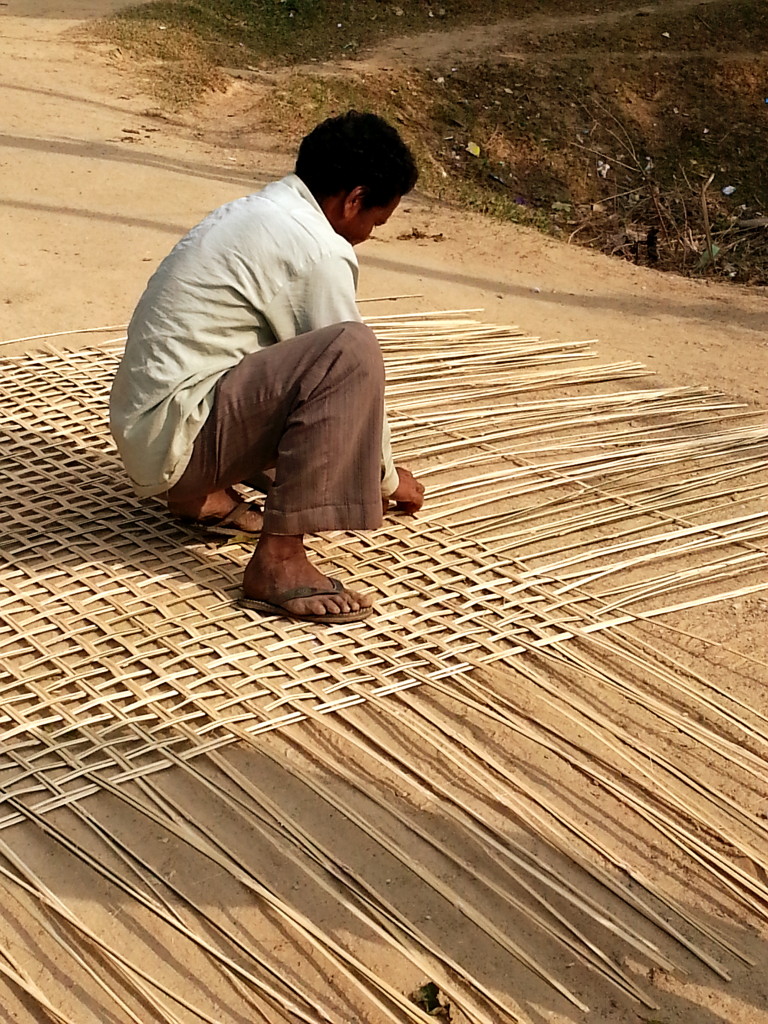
top-left (0, 326), bottom-right (127, 347)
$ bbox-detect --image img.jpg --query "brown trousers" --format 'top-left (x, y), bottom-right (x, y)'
top-left (168, 321), bottom-right (386, 535)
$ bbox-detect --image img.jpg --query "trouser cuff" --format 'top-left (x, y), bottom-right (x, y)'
top-left (263, 501), bottom-right (383, 535)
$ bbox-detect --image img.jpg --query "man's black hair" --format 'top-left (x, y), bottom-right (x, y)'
top-left (295, 111), bottom-right (418, 208)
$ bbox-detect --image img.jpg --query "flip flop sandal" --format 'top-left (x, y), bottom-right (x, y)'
top-left (176, 500), bottom-right (264, 537)
top-left (238, 579), bottom-right (373, 624)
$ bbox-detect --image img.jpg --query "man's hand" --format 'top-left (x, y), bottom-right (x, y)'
top-left (385, 466), bottom-right (425, 515)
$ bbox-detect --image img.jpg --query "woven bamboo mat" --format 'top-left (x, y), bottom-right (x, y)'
top-left (1, 314), bottom-right (767, 1023)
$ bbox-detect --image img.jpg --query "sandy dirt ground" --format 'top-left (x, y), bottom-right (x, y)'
top-left (1, 4), bottom-right (767, 1024)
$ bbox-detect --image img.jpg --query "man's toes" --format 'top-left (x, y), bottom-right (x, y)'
top-left (230, 506), bottom-right (263, 532)
top-left (340, 589), bottom-right (373, 611)
top-left (328, 592), bottom-right (355, 614)
top-left (309, 596), bottom-right (349, 616)
top-left (298, 596), bottom-right (330, 616)
top-left (295, 592), bottom-right (370, 617)
top-left (277, 586), bottom-right (373, 618)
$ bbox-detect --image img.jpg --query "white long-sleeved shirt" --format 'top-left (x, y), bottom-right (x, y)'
top-left (109, 173), bottom-right (398, 497)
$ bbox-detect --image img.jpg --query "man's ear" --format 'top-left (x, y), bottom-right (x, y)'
top-left (343, 185), bottom-right (368, 216)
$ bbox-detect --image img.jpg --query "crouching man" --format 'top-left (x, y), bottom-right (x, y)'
top-left (110, 111), bottom-right (425, 624)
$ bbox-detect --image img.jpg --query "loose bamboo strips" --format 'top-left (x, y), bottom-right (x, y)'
top-left (227, 622), bottom-right (733, 974)
top-left (72, 714), bottom-right (510, 1023)
top-left (0, 937), bottom-right (79, 1024)
top-left (415, 663), bottom-right (768, 931)
top-left (178, 751), bottom-right (522, 1024)
top-left (2, 797), bottom-right (363, 1024)
top-left (287, 695), bottom-right (732, 977)
top-left (0, 846), bottom-right (249, 1024)
top-left (1, 748), bottom-right (309, 1024)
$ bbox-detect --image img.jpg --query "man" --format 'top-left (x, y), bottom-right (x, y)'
top-left (110, 111), bottom-right (425, 624)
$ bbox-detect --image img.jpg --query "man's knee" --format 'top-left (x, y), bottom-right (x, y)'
top-left (334, 321), bottom-right (384, 382)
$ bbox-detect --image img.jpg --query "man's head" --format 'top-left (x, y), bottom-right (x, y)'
top-left (296, 111), bottom-right (418, 245)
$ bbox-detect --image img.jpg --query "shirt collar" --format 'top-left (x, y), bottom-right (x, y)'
top-left (281, 172), bottom-right (325, 215)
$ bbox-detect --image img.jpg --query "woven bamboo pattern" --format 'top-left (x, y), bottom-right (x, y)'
top-left (0, 313), bottom-right (766, 1023)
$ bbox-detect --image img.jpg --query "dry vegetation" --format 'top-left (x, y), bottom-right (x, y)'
top-left (91, 0), bottom-right (768, 283)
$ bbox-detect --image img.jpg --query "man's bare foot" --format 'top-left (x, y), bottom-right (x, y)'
top-left (168, 487), bottom-right (263, 533)
top-left (242, 534), bottom-right (374, 619)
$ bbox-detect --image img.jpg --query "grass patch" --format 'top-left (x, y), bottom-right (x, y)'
top-left (424, 54), bottom-right (768, 283)
top-left (89, 16), bottom-right (228, 107)
top-left (535, 0), bottom-right (768, 54)
top-left (95, 0), bottom-right (643, 72)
